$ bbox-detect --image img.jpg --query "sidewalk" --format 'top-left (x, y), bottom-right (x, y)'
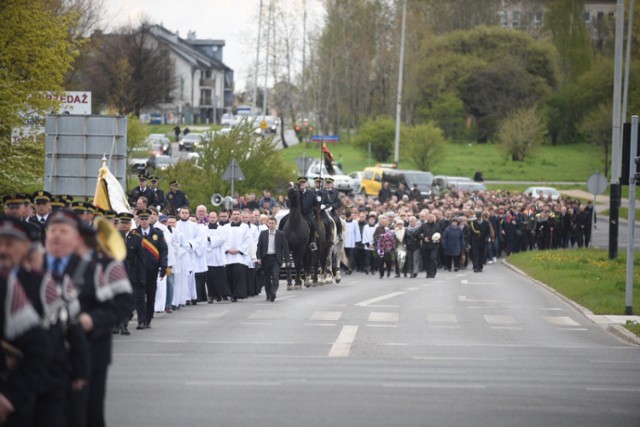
top-left (503, 260), bottom-right (640, 346)
top-left (561, 189), bottom-right (640, 215)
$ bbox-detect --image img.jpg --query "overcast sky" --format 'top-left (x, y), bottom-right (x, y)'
top-left (105, 0), bottom-right (323, 91)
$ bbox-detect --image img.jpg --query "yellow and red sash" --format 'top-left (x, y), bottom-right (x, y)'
top-left (141, 236), bottom-right (160, 260)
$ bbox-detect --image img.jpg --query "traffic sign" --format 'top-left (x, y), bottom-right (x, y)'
top-left (587, 172), bottom-right (607, 195)
top-left (222, 158), bottom-right (245, 181)
top-left (260, 119), bottom-right (268, 130)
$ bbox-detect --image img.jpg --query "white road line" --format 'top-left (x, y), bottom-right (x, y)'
top-left (427, 313), bottom-right (458, 324)
top-left (369, 312), bottom-right (399, 322)
top-left (366, 324), bottom-right (398, 328)
top-left (310, 311), bottom-right (342, 321)
top-left (328, 325), bottom-right (359, 357)
top-left (459, 295), bottom-right (507, 304)
top-left (460, 280), bottom-right (497, 285)
top-left (305, 323), bottom-right (338, 327)
top-left (543, 316), bottom-right (581, 326)
top-left (240, 322), bottom-right (272, 326)
top-left (184, 380), bottom-right (281, 387)
top-left (413, 356), bottom-right (506, 361)
top-left (355, 292), bottom-right (407, 307)
top-left (249, 310), bottom-right (281, 320)
top-left (382, 382), bottom-right (486, 389)
top-left (483, 314), bottom-right (518, 325)
top-left (405, 287), bottom-right (419, 291)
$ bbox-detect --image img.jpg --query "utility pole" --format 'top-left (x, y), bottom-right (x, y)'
top-left (609, 0), bottom-right (625, 259)
top-left (252, 0), bottom-right (264, 114)
top-left (262, 0), bottom-right (273, 117)
top-left (393, 0), bottom-right (407, 165)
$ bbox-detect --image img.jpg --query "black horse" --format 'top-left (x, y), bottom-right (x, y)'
top-left (281, 185), bottom-right (312, 289)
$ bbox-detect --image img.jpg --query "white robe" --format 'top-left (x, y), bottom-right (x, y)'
top-left (205, 225), bottom-right (227, 267)
top-left (224, 223), bottom-right (252, 267)
top-left (344, 220), bottom-right (362, 249)
top-left (362, 223), bottom-right (377, 251)
top-left (176, 219), bottom-right (199, 301)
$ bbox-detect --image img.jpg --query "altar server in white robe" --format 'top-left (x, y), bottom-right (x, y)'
top-left (151, 209), bottom-right (170, 312)
top-left (176, 206), bottom-right (200, 304)
top-left (224, 208), bottom-right (252, 301)
top-left (169, 216), bottom-right (191, 308)
top-left (205, 211), bottom-right (231, 302)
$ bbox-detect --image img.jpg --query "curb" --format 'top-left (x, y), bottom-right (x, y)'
top-left (501, 259), bottom-right (640, 347)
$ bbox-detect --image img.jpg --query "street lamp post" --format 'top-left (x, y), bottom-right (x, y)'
top-left (393, 0), bottom-right (407, 165)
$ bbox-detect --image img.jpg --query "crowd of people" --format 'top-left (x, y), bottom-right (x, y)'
top-left (0, 173), bottom-right (595, 426)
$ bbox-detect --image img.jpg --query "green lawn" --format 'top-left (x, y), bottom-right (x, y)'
top-left (507, 249), bottom-right (640, 315)
top-left (601, 207), bottom-right (640, 221)
top-left (280, 142), bottom-right (604, 182)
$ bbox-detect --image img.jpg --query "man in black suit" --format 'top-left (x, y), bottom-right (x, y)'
top-left (128, 175), bottom-right (157, 208)
top-left (256, 216), bottom-right (290, 302)
top-left (135, 209), bottom-right (168, 329)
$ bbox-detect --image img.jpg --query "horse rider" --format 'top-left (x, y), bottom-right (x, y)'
top-left (298, 176), bottom-right (318, 251)
top-left (322, 177), bottom-right (343, 241)
top-left (311, 177), bottom-right (335, 245)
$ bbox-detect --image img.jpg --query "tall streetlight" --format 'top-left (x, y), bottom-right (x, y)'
top-left (252, 0), bottom-right (264, 113)
top-left (393, 0), bottom-right (408, 165)
top-left (262, 0), bottom-right (273, 117)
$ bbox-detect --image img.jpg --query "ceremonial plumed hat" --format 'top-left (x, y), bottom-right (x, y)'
top-left (324, 177), bottom-right (335, 183)
top-left (150, 176), bottom-right (159, 182)
top-left (169, 180), bottom-right (179, 186)
top-left (297, 176), bottom-right (308, 182)
top-left (313, 176), bottom-right (322, 182)
top-left (138, 174), bottom-right (148, 181)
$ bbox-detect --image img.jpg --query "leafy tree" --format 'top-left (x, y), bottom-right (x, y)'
top-left (497, 107), bottom-right (545, 161)
top-left (353, 116), bottom-right (396, 162)
top-left (403, 122), bottom-right (447, 171)
top-left (170, 124), bottom-right (295, 208)
top-left (83, 24), bottom-right (175, 116)
top-left (579, 102), bottom-right (612, 178)
top-left (0, 0), bottom-right (81, 139)
top-left (416, 26), bottom-right (558, 142)
top-left (544, 0), bottom-right (592, 83)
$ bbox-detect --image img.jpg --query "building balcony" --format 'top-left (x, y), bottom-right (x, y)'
top-left (200, 78), bottom-right (215, 87)
top-left (199, 97), bottom-right (213, 107)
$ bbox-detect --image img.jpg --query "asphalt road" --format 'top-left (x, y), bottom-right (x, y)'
top-left (106, 263), bottom-right (640, 427)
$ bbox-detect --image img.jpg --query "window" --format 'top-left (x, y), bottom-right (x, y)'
top-left (373, 173), bottom-right (381, 183)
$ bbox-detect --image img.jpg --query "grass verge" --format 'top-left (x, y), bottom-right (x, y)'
top-left (507, 249), bottom-right (640, 335)
top-left (600, 207), bottom-right (640, 221)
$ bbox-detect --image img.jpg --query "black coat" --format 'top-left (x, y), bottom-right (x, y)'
top-left (470, 219), bottom-right (491, 246)
top-left (122, 230), bottom-right (146, 284)
top-left (418, 221), bottom-right (442, 249)
top-left (136, 225), bottom-right (168, 272)
top-left (300, 188), bottom-right (317, 217)
top-left (129, 186), bottom-right (157, 207)
top-left (0, 270), bottom-right (51, 410)
top-left (166, 190), bottom-right (189, 214)
top-left (256, 229), bottom-right (291, 266)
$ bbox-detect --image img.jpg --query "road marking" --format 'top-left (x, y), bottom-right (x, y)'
top-left (310, 311), bottom-right (342, 321)
top-left (249, 310), bottom-right (281, 320)
top-left (459, 296), bottom-right (507, 304)
top-left (305, 323), bottom-right (338, 327)
top-left (483, 314), bottom-right (518, 325)
top-left (366, 324), bottom-right (398, 328)
top-left (413, 356), bottom-right (506, 361)
top-left (460, 280), bottom-right (497, 285)
top-left (369, 312), bottom-right (399, 322)
top-left (184, 380), bottom-right (281, 387)
top-left (586, 387), bottom-right (640, 393)
top-left (405, 287), bottom-right (419, 291)
top-left (355, 292), bottom-right (407, 307)
top-left (490, 326), bottom-right (522, 330)
top-left (328, 325), bottom-right (359, 357)
top-left (427, 313), bottom-right (458, 324)
top-left (240, 322), bottom-right (272, 326)
top-left (543, 316), bottom-right (580, 326)
top-left (382, 382), bottom-right (485, 389)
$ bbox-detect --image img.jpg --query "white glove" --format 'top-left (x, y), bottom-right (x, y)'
top-left (321, 204), bottom-right (326, 210)
top-left (316, 196), bottom-right (322, 202)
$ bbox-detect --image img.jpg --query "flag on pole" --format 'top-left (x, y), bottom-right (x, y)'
top-left (93, 157), bottom-right (131, 213)
top-left (321, 142), bottom-right (335, 175)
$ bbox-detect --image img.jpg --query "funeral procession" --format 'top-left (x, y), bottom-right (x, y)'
top-left (1, 1), bottom-right (640, 426)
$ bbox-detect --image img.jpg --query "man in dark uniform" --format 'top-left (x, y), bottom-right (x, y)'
top-left (55, 210), bottom-right (133, 427)
top-left (3, 194), bottom-right (41, 243)
top-left (418, 213), bottom-right (442, 278)
top-left (409, 184), bottom-right (422, 202)
top-left (71, 202), bottom-right (95, 225)
top-left (299, 176), bottom-right (318, 251)
top-left (0, 216), bottom-right (55, 426)
top-left (128, 175), bottom-right (157, 208)
top-left (256, 216), bottom-right (290, 302)
top-left (470, 211), bottom-right (491, 272)
top-left (50, 196), bottom-right (67, 212)
top-left (149, 177), bottom-right (168, 212)
top-left (322, 177), bottom-right (343, 239)
top-left (165, 180), bottom-right (189, 216)
top-left (114, 212), bottom-right (145, 335)
top-left (30, 191), bottom-right (52, 226)
top-left (135, 209), bottom-right (168, 329)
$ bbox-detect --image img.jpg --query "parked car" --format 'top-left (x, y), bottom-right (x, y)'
top-left (523, 186), bottom-right (561, 201)
top-left (348, 171), bottom-right (363, 193)
top-left (179, 133), bottom-right (204, 151)
top-left (147, 134), bottom-right (172, 155)
top-left (360, 165), bottom-right (433, 198)
top-left (432, 175), bottom-right (486, 193)
top-left (306, 160), bottom-right (354, 193)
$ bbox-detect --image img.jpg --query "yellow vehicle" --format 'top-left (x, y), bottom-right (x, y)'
top-left (360, 164), bottom-right (434, 198)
